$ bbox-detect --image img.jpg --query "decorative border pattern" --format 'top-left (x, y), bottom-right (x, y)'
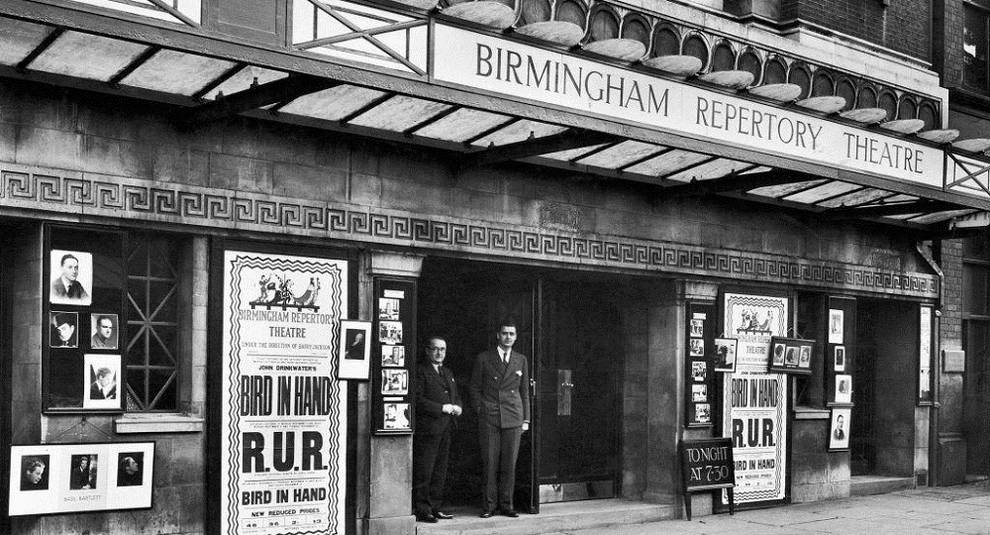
top-left (0, 169), bottom-right (939, 298)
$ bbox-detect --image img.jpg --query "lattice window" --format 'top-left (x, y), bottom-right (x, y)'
top-left (126, 236), bottom-right (180, 411)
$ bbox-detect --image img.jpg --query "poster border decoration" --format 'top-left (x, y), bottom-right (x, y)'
top-left (373, 277), bottom-right (417, 436)
top-left (217, 248), bottom-right (349, 535)
top-left (42, 223), bottom-right (127, 414)
top-left (338, 320), bottom-right (372, 380)
top-left (721, 291), bottom-right (789, 507)
top-left (712, 337), bottom-right (739, 373)
top-left (8, 441), bottom-right (155, 516)
top-left (827, 405), bottom-right (853, 451)
top-left (767, 337), bottom-right (815, 375)
top-left (684, 302), bottom-right (715, 429)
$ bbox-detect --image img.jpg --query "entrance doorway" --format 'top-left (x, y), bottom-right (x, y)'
top-left (417, 258), bottom-right (622, 511)
top-left (851, 298), bottom-right (918, 477)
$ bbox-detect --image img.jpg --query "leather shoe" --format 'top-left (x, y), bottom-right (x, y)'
top-left (416, 514), bottom-right (438, 523)
top-left (501, 510), bottom-right (519, 518)
top-left (479, 510), bottom-right (495, 518)
top-left (432, 510), bottom-right (454, 519)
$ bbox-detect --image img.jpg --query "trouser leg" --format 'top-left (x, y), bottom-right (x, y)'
top-left (478, 422), bottom-right (499, 512)
top-left (429, 429), bottom-right (451, 512)
top-left (413, 433), bottom-right (441, 516)
top-left (498, 426), bottom-right (522, 511)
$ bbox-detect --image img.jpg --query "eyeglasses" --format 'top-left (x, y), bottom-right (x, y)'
top-left (426, 347), bottom-right (446, 351)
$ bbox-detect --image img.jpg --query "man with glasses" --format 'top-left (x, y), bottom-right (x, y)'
top-left (413, 336), bottom-right (462, 523)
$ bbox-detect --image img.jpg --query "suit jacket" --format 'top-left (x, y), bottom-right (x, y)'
top-left (415, 363), bottom-right (461, 436)
top-left (90, 383), bottom-right (116, 400)
top-left (52, 279), bottom-right (88, 300)
top-left (469, 349), bottom-right (530, 429)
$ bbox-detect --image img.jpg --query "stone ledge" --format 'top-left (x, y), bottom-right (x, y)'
top-left (115, 413), bottom-right (204, 434)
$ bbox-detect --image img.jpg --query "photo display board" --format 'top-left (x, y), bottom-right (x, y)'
top-left (9, 442), bottom-right (154, 515)
top-left (373, 278), bottom-right (416, 435)
top-left (721, 292), bottom-right (788, 506)
top-left (220, 251), bottom-right (348, 535)
top-left (685, 303), bottom-right (714, 428)
top-left (44, 225), bottom-right (126, 413)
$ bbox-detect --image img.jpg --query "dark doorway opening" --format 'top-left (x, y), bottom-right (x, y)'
top-left (417, 258), bottom-right (622, 511)
top-left (851, 298), bottom-right (918, 477)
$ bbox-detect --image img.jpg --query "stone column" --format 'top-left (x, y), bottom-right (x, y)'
top-left (642, 280), bottom-right (718, 505)
top-left (360, 251), bottom-right (423, 535)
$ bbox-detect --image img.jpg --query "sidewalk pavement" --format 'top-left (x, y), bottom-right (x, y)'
top-left (564, 481), bottom-right (990, 535)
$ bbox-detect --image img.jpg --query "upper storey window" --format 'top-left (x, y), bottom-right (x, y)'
top-left (965, 4), bottom-right (990, 91)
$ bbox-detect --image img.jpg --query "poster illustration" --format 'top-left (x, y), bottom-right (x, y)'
top-left (722, 293), bottom-right (788, 505)
top-left (221, 251), bottom-right (348, 535)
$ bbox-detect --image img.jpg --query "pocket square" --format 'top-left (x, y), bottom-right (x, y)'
top-left (515, 370), bottom-right (522, 376)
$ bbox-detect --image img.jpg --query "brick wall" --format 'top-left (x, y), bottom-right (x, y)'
top-left (784, 0), bottom-right (932, 61)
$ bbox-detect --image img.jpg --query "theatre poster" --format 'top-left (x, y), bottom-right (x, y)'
top-left (220, 251), bottom-right (348, 535)
top-left (721, 292), bottom-right (789, 505)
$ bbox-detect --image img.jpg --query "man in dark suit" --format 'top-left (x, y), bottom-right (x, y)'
top-left (469, 320), bottom-right (530, 518)
top-left (51, 253), bottom-right (89, 302)
top-left (413, 336), bottom-right (462, 523)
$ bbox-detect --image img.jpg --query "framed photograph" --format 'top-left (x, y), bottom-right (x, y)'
top-left (19, 454), bottom-right (50, 492)
top-left (828, 309), bottom-right (844, 344)
top-left (9, 442), bottom-right (155, 516)
top-left (68, 453), bottom-right (98, 490)
top-left (379, 320), bottom-right (403, 345)
top-left (834, 346), bottom-right (846, 372)
top-left (378, 297), bottom-right (400, 321)
top-left (771, 342), bottom-right (786, 366)
top-left (689, 338), bottom-right (705, 357)
top-left (691, 384), bottom-right (707, 402)
top-left (50, 311), bottom-right (79, 349)
top-left (383, 402), bottom-right (410, 430)
top-left (50, 250), bottom-right (93, 306)
top-left (381, 369), bottom-right (409, 396)
top-left (338, 320), bottom-right (372, 380)
top-left (116, 451), bottom-right (145, 487)
top-left (690, 319), bottom-right (704, 337)
top-left (381, 344), bottom-right (405, 367)
top-left (83, 354), bottom-right (121, 410)
top-left (768, 337), bottom-right (814, 375)
top-left (828, 407), bottom-right (852, 451)
top-left (695, 403), bottom-right (711, 423)
top-left (835, 374), bottom-right (852, 404)
top-left (691, 361), bottom-right (707, 382)
top-left (90, 314), bottom-right (119, 350)
top-left (712, 338), bottom-right (738, 373)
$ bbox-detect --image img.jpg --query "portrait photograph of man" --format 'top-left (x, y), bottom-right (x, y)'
top-left (90, 314), bottom-right (119, 350)
top-left (69, 454), bottom-right (98, 490)
top-left (50, 311), bottom-right (79, 349)
top-left (116, 452), bottom-right (143, 487)
top-left (50, 250), bottom-right (92, 306)
top-left (83, 354), bottom-right (121, 409)
top-left (20, 455), bottom-right (49, 491)
top-left (828, 407), bottom-right (852, 450)
top-left (344, 328), bottom-right (366, 360)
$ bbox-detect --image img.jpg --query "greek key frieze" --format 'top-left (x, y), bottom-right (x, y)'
top-left (0, 171), bottom-right (938, 297)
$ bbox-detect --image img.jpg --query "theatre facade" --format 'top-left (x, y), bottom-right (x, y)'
top-left (0, 0), bottom-right (985, 534)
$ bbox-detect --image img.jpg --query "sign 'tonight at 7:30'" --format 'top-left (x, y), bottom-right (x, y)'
top-left (432, 25), bottom-right (943, 189)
